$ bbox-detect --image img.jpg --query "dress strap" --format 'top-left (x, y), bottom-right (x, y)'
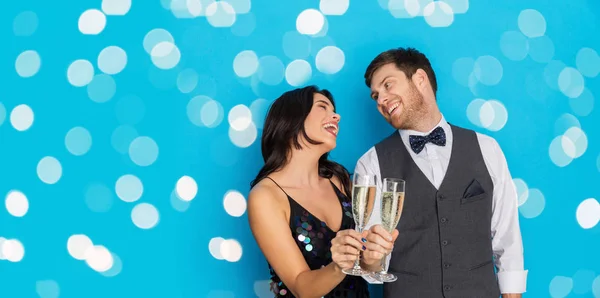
top-left (328, 179), bottom-right (348, 202)
top-left (265, 177), bottom-right (291, 197)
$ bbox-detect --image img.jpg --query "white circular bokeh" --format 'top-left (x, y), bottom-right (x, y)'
top-left (223, 190), bottom-right (247, 217)
top-left (474, 55), bottom-right (503, 86)
top-left (209, 237), bottom-right (225, 260)
top-left (229, 121), bottom-right (257, 148)
top-left (13, 11), bottom-right (39, 36)
top-left (233, 50), bottom-right (259, 78)
top-left (65, 126), bottom-right (92, 156)
top-left (319, 0), bottom-right (349, 15)
top-left (220, 239), bottom-right (243, 262)
top-left (518, 188), bottom-right (545, 218)
top-left (67, 234), bottom-right (94, 260)
top-left (67, 59), bottom-right (95, 87)
top-left (569, 88), bottom-right (594, 117)
top-left (466, 98), bottom-right (486, 127)
top-left (35, 280), bottom-right (60, 298)
top-left (102, 0), bottom-right (132, 15)
top-left (176, 175), bottom-right (198, 202)
top-left (115, 174), bottom-right (144, 203)
top-left (37, 156), bottom-right (62, 184)
top-left (150, 42), bottom-right (181, 70)
top-left (576, 198), bottom-right (600, 229)
top-left (423, 1), bottom-right (454, 28)
top-left (562, 127), bottom-right (587, 158)
top-left (549, 276), bottom-right (573, 298)
top-left (10, 104), bottom-right (34, 131)
top-left (228, 104), bottom-right (252, 131)
top-left (479, 100), bottom-right (508, 131)
top-left (187, 95), bottom-right (225, 128)
top-left (128, 136), bottom-right (159, 166)
top-left (549, 135), bottom-right (573, 167)
top-left (296, 9), bottom-right (325, 35)
top-left (285, 59), bottom-right (312, 87)
top-left (78, 9), bottom-right (107, 35)
top-left (98, 46), bottom-right (128, 75)
top-left (206, 1), bottom-right (236, 27)
top-left (87, 74), bottom-right (117, 103)
top-left (131, 203), bottom-right (160, 229)
top-left (84, 245), bottom-right (113, 272)
top-left (315, 46), bottom-right (345, 75)
top-left (15, 50), bottom-right (41, 78)
top-left (518, 9), bottom-right (546, 38)
top-left (575, 47), bottom-right (600, 78)
top-left (1, 239), bottom-right (25, 262)
top-left (177, 68), bottom-right (199, 93)
top-left (5, 190), bottom-right (29, 217)
top-left (558, 67), bottom-right (585, 99)
top-left (143, 29), bottom-right (175, 54)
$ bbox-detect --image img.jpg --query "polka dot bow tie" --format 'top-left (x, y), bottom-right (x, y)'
top-left (409, 126), bottom-right (446, 154)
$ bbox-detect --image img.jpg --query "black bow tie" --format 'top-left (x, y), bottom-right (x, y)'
top-left (409, 126), bottom-right (446, 154)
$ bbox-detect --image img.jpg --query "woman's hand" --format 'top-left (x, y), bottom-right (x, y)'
top-left (362, 225), bottom-right (399, 265)
top-left (330, 229), bottom-right (366, 271)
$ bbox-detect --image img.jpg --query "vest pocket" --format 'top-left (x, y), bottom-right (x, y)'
top-left (460, 192), bottom-right (487, 204)
top-left (468, 260), bottom-right (493, 271)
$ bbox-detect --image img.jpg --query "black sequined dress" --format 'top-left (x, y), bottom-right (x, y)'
top-left (266, 177), bottom-right (370, 298)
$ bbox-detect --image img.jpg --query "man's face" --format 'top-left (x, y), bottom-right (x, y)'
top-left (369, 63), bottom-right (426, 130)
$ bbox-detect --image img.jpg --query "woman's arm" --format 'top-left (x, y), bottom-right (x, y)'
top-left (248, 184), bottom-right (360, 297)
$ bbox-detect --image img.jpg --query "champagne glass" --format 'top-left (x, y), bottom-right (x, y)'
top-left (375, 178), bottom-right (405, 282)
top-left (342, 173), bottom-right (377, 276)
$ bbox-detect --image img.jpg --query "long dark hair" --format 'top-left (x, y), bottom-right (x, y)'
top-left (250, 85), bottom-right (352, 196)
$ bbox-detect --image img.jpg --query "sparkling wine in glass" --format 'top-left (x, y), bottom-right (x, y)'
top-left (376, 178), bottom-right (405, 282)
top-left (342, 173), bottom-right (377, 276)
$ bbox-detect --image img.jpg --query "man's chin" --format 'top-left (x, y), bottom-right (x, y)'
top-left (389, 115), bottom-right (406, 130)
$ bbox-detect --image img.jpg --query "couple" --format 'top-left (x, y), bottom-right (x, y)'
top-left (248, 47), bottom-right (527, 297)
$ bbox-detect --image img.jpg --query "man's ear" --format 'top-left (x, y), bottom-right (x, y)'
top-left (412, 68), bottom-right (429, 92)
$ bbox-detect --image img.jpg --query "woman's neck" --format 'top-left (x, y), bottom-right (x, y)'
top-left (274, 147), bottom-right (324, 188)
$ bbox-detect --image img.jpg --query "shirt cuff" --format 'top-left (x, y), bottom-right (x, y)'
top-left (498, 270), bottom-right (528, 293)
top-left (362, 274), bottom-right (382, 284)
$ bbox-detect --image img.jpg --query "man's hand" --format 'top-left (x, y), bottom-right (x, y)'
top-left (362, 224), bottom-right (399, 266)
top-left (502, 294), bottom-right (522, 298)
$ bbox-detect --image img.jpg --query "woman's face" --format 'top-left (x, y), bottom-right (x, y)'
top-left (302, 93), bottom-right (341, 150)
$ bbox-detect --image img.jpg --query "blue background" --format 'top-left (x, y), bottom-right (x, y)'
top-left (1, 0), bottom-right (599, 297)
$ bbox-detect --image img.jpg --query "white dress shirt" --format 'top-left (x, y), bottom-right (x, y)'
top-left (355, 115), bottom-right (528, 294)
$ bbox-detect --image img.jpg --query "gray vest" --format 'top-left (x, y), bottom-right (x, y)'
top-left (375, 124), bottom-right (501, 298)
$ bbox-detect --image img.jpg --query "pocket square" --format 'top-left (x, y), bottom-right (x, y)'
top-left (463, 179), bottom-right (485, 198)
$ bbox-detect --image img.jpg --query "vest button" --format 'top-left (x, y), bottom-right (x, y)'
top-left (444, 262), bottom-right (451, 268)
top-left (437, 193), bottom-right (444, 200)
top-left (444, 285), bottom-right (452, 291)
top-left (442, 240), bottom-right (449, 246)
top-left (440, 217), bottom-right (448, 223)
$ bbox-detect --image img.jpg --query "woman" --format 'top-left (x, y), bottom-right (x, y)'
top-left (248, 85), bottom-right (370, 297)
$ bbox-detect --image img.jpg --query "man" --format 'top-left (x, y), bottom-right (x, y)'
top-left (356, 47), bottom-right (527, 297)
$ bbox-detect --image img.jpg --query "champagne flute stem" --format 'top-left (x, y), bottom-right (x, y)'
top-left (351, 227), bottom-right (363, 270)
top-left (379, 253), bottom-right (388, 274)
